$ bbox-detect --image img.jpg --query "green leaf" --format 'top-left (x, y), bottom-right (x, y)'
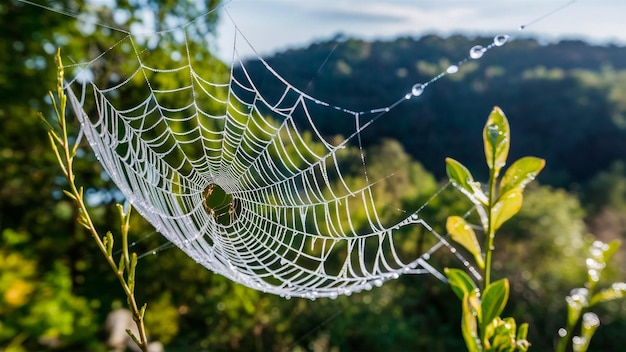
top-left (127, 329), bottom-right (141, 349)
top-left (462, 292), bottom-right (483, 352)
top-left (481, 279), bottom-right (509, 331)
top-left (590, 282), bottom-right (626, 306)
top-left (447, 216), bottom-right (485, 269)
top-left (483, 106), bottom-right (510, 174)
top-left (597, 240), bottom-right (621, 265)
top-left (492, 189), bottom-right (523, 232)
top-left (62, 189), bottom-right (76, 200)
top-left (468, 290), bottom-right (482, 325)
top-left (445, 267), bottom-right (479, 301)
top-left (118, 253), bottom-right (126, 275)
top-left (500, 157), bottom-right (545, 195)
top-left (586, 240), bottom-right (621, 290)
top-left (566, 288), bottom-right (588, 327)
top-left (446, 157), bottom-right (488, 205)
top-left (579, 312), bottom-right (600, 351)
top-left (129, 253), bottom-right (138, 293)
top-left (105, 232), bottom-right (114, 258)
top-left (517, 322), bottom-right (529, 341)
top-left (491, 318), bottom-right (515, 351)
top-left (140, 303), bottom-right (147, 319)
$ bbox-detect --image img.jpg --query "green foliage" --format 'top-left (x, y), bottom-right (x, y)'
top-left (0, 233), bottom-right (97, 350)
top-left (246, 36), bottom-right (626, 187)
top-left (556, 240), bottom-right (626, 352)
top-left (445, 106), bottom-right (544, 351)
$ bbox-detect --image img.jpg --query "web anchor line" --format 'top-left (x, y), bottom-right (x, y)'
top-left (54, 0), bottom-right (579, 298)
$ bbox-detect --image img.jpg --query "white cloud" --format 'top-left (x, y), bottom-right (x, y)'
top-left (216, 1), bottom-right (626, 60)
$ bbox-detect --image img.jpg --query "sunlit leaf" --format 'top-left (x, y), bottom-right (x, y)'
top-left (446, 157), bottom-right (488, 205)
top-left (491, 317), bottom-right (516, 351)
top-left (598, 240), bottom-right (621, 265)
top-left (492, 189), bottom-right (523, 232)
top-left (462, 292), bottom-right (482, 352)
top-left (517, 322), bottom-right (529, 341)
top-left (446, 157), bottom-right (474, 192)
top-left (586, 240), bottom-right (621, 289)
top-left (590, 282), bottom-right (626, 306)
top-left (483, 106), bottom-right (510, 174)
top-left (579, 312), bottom-right (600, 351)
top-left (517, 323), bottom-right (530, 351)
top-left (468, 289), bottom-right (482, 325)
top-left (445, 267), bottom-right (478, 301)
top-left (447, 216), bottom-right (485, 269)
top-left (566, 288), bottom-right (589, 327)
top-left (105, 232), bottom-right (114, 258)
top-left (481, 279), bottom-right (509, 332)
top-left (500, 156), bottom-right (545, 195)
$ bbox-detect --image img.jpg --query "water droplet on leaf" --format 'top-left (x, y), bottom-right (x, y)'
top-left (582, 312), bottom-right (600, 328)
top-left (572, 336), bottom-right (586, 347)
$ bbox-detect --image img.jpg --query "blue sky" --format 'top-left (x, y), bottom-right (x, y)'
top-left (215, 1), bottom-right (626, 60)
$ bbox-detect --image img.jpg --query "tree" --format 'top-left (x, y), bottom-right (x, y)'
top-left (1, 0), bottom-right (223, 349)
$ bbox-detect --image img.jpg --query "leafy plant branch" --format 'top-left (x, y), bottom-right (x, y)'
top-left (44, 49), bottom-right (149, 352)
top-left (444, 106), bottom-right (545, 351)
top-left (555, 239), bottom-right (626, 352)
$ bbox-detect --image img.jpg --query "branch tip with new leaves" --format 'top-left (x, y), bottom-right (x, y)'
top-left (47, 48), bottom-right (149, 352)
top-left (444, 106), bottom-right (542, 352)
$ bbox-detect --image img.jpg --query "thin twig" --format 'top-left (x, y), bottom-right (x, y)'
top-left (46, 49), bottom-right (149, 352)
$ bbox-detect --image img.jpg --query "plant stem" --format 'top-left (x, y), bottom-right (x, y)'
top-left (555, 323), bottom-right (574, 352)
top-left (49, 50), bottom-right (148, 352)
top-left (484, 167), bottom-right (498, 289)
top-left (66, 170), bottom-right (149, 351)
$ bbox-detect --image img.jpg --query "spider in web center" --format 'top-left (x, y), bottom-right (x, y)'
top-left (201, 183), bottom-right (241, 226)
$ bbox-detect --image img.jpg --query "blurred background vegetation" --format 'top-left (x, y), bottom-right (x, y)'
top-left (1, 0), bottom-right (625, 351)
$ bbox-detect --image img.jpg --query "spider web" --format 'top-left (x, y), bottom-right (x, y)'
top-left (58, 6), bottom-right (534, 299)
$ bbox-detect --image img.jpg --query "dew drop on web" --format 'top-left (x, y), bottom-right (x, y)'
top-left (411, 83), bottom-right (425, 96)
top-left (446, 65), bottom-right (459, 74)
top-left (469, 45), bottom-right (485, 59)
top-left (493, 34), bottom-right (509, 47)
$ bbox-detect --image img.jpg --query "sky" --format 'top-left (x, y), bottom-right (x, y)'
top-left (214, 0), bottom-right (626, 61)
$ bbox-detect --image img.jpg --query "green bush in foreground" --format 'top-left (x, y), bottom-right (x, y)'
top-left (444, 106), bottom-right (625, 352)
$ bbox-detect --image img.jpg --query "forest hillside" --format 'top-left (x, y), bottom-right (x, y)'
top-left (238, 35), bottom-right (626, 186)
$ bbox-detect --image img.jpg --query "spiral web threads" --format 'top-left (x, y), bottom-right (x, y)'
top-left (58, 10), bottom-right (521, 299)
